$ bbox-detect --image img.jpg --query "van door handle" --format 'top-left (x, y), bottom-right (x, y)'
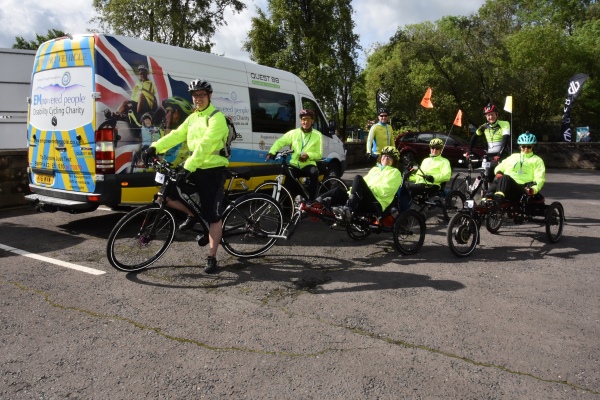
top-left (55, 146), bottom-right (67, 152)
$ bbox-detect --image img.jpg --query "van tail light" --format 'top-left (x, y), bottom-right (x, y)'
top-left (95, 128), bottom-right (115, 174)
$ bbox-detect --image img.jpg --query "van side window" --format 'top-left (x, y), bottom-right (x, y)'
top-left (249, 88), bottom-right (295, 133)
top-left (302, 98), bottom-right (330, 137)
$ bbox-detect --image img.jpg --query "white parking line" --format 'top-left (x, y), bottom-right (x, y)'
top-left (0, 243), bottom-right (106, 275)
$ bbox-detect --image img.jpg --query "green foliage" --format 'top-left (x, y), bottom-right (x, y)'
top-left (91, 0), bottom-right (245, 52)
top-left (13, 29), bottom-right (68, 50)
top-left (243, 0), bottom-right (361, 140)
top-left (359, 0), bottom-right (600, 142)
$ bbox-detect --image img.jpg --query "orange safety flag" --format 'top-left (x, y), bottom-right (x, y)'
top-left (420, 87), bottom-right (433, 108)
top-left (453, 109), bottom-right (463, 127)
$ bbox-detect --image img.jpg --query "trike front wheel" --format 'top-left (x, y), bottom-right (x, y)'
top-left (393, 209), bottom-right (426, 255)
top-left (447, 212), bottom-right (479, 257)
top-left (545, 202), bottom-right (564, 243)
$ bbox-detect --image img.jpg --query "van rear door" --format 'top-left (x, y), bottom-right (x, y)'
top-left (28, 38), bottom-right (96, 199)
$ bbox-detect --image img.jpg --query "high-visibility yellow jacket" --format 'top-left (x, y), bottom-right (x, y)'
top-left (495, 151), bottom-right (546, 194)
top-left (269, 128), bottom-right (323, 169)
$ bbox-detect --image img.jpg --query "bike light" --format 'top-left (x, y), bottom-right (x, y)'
top-left (465, 200), bottom-right (475, 209)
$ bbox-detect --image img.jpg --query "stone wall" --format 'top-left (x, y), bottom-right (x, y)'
top-left (1, 143), bottom-right (599, 208)
top-left (0, 149), bottom-right (30, 209)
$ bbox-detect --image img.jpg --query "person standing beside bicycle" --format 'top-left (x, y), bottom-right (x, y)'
top-left (486, 132), bottom-right (546, 205)
top-left (366, 108), bottom-right (394, 162)
top-left (467, 103), bottom-right (511, 182)
top-left (266, 109), bottom-right (323, 201)
top-left (407, 138), bottom-right (452, 197)
top-left (142, 79), bottom-right (229, 274)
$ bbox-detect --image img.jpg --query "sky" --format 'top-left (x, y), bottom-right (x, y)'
top-left (0, 0), bottom-right (486, 64)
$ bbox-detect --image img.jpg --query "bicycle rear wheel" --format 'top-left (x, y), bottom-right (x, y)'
top-left (450, 172), bottom-right (468, 194)
top-left (318, 177), bottom-right (348, 198)
top-left (393, 209), bottom-right (426, 255)
top-left (106, 204), bottom-right (177, 272)
top-left (255, 181), bottom-right (295, 221)
top-left (221, 193), bottom-right (284, 257)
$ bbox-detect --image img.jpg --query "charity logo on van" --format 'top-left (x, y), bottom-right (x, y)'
top-left (62, 72), bottom-right (71, 86)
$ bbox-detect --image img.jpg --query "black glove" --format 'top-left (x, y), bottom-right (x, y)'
top-left (265, 153), bottom-right (275, 161)
top-left (365, 153), bottom-right (372, 160)
top-left (142, 146), bottom-right (157, 166)
top-left (424, 174), bottom-right (434, 183)
top-left (176, 168), bottom-right (191, 184)
top-left (478, 123), bottom-right (488, 133)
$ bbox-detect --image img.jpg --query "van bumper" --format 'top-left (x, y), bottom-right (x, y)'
top-left (25, 193), bottom-right (100, 213)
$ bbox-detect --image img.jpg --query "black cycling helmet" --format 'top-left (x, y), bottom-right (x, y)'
top-left (378, 108), bottom-right (390, 116)
top-left (138, 65), bottom-right (148, 73)
top-left (141, 112), bottom-right (152, 122)
top-left (188, 78), bottom-right (213, 93)
top-left (517, 131), bottom-right (537, 145)
top-left (299, 109), bottom-right (315, 118)
top-left (484, 103), bottom-right (498, 114)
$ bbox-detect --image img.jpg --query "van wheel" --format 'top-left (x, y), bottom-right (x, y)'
top-left (326, 162), bottom-right (341, 178)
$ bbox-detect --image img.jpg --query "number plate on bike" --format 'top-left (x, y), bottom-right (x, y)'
top-left (482, 161), bottom-right (491, 169)
top-left (155, 172), bottom-right (165, 184)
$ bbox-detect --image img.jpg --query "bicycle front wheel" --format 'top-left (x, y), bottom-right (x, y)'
top-left (255, 181), bottom-right (295, 221)
top-left (221, 193), bottom-right (284, 258)
top-left (106, 204), bottom-right (177, 272)
top-left (393, 209), bottom-right (426, 255)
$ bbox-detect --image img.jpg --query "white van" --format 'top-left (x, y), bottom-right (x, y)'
top-left (25, 34), bottom-right (346, 213)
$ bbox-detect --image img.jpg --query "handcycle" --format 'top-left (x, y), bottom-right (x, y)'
top-left (450, 154), bottom-right (491, 201)
top-left (406, 164), bottom-right (466, 223)
top-left (255, 149), bottom-right (348, 225)
top-left (106, 158), bottom-right (286, 272)
top-left (304, 167), bottom-right (428, 255)
top-left (446, 182), bottom-right (565, 257)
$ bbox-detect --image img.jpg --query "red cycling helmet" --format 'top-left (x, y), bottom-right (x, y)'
top-left (299, 109), bottom-right (315, 119)
top-left (484, 103), bottom-right (498, 114)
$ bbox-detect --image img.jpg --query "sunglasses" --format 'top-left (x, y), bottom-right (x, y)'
top-left (191, 92), bottom-right (208, 98)
top-left (379, 114), bottom-right (389, 117)
top-left (430, 147), bottom-right (442, 150)
top-left (520, 145), bottom-right (533, 149)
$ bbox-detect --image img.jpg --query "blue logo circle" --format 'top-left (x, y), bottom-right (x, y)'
top-left (62, 72), bottom-right (71, 86)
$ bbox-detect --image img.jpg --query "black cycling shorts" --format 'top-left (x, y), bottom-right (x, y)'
top-left (186, 167), bottom-right (226, 223)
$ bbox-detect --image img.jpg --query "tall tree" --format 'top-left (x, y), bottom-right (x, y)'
top-left (243, 0), bottom-right (361, 138)
top-left (92, 0), bottom-right (245, 52)
top-left (13, 29), bottom-right (68, 50)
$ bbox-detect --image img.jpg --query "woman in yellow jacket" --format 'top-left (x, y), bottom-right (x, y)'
top-left (324, 146), bottom-right (402, 221)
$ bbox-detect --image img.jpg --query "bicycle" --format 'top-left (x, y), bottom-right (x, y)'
top-left (106, 158), bottom-right (285, 272)
top-left (450, 154), bottom-right (491, 201)
top-left (255, 149), bottom-right (348, 222)
top-left (446, 182), bottom-right (565, 257)
top-left (407, 164), bottom-right (466, 223)
top-left (329, 167), bottom-right (427, 255)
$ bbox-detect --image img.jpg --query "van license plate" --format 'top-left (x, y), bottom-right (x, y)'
top-left (35, 173), bottom-right (54, 185)
top-left (155, 172), bottom-right (165, 184)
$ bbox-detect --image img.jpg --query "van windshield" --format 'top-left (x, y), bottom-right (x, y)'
top-left (30, 67), bottom-right (94, 131)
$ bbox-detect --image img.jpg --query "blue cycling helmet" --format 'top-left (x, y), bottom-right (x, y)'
top-left (517, 132), bottom-right (537, 145)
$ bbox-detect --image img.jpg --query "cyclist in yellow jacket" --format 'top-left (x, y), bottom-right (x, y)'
top-left (486, 132), bottom-right (546, 205)
top-left (408, 138), bottom-right (452, 197)
top-left (143, 79), bottom-right (229, 274)
top-left (366, 108), bottom-right (394, 160)
top-left (266, 109), bottom-right (323, 201)
top-left (329, 146), bottom-right (402, 221)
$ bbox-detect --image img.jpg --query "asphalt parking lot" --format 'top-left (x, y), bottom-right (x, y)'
top-left (0, 167), bottom-right (599, 398)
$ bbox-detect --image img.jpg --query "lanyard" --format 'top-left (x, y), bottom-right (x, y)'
top-left (301, 131), bottom-right (312, 152)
